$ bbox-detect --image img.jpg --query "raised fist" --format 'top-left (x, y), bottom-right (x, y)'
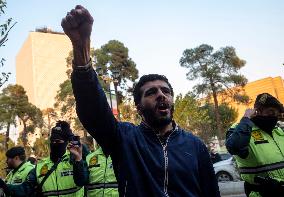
top-left (61, 5), bottom-right (93, 47)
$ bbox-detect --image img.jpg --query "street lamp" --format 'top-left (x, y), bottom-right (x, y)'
top-left (112, 69), bottom-right (120, 120)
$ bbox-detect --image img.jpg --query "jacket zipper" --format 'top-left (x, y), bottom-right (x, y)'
top-left (156, 131), bottom-right (174, 197)
top-left (123, 180), bottom-right (128, 197)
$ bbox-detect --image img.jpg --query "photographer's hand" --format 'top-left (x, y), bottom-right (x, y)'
top-left (68, 143), bottom-right (82, 161)
top-left (243, 108), bottom-right (256, 119)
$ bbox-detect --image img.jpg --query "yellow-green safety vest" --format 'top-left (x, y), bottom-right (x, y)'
top-left (86, 147), bottom-right (118, 197)
top-left (233, 125), bottom-right (284, 197)
top-left (5, 161), bottom-right (34, 185)
top-left (36, 153), bottom-right (84, 197)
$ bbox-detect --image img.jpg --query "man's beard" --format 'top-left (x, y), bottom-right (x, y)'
top-left (141, 105), bottom-right (174, 129)
top-left (7, 163), bottom-right (14, 169)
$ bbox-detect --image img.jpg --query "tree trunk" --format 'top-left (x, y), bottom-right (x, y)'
top-left (21, 121), bottom-right (28, 146)
top-left (47, 111), bottom-right (51, 131)
top-left (5, 123), bottom-right (10, 150)
top-left (83, 130), bottom-right (87, 138)
top-left (212, 89), bottom-right (223, 140)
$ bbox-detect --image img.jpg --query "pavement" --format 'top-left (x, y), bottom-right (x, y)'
top-left (219, 181), bottom-right (245, 197)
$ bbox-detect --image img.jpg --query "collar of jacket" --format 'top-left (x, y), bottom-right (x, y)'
top-left (11, 161), bottom-right (26, 174)
top-left (46, 152), bottom-right (69, 164)
top-left (139, 120), bottom-right (179, 137)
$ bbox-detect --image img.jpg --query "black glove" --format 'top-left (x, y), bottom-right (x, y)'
top-left (0, 178), bottom-right (9, 195)
top-left (255, 176), bottom-right (284, 197)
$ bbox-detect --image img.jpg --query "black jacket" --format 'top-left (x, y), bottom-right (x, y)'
top-left (71, 68), bottom-right (220, 197)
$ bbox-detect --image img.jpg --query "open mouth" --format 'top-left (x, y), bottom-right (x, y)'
top-left (157, 103), bottom-right (170, 113)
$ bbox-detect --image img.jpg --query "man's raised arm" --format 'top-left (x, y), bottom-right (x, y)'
top-left (61, 5), bottom-right (118, 155)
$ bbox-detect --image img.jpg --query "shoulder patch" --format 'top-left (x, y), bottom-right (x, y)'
top-left (40, 164), bottom-right (49, 176)
top-left (89, 155), bottom-right (98, 166)
top-left (251, 130), bottom-right (264, 141)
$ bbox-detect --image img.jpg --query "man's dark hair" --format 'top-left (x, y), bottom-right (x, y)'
top-left (133, 74), bottom-right (174, 106)
top-left (6, 146), bottom-right (26, 161)
top-left (19, 154), bottom-right (26, 161)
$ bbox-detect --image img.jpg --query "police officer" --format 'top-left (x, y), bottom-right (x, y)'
top-left (86, 146), bottom-right (118, 196)
top-left (5, 147), bottom-right (34, 186)
top-left (226, 93), bottom-right (284, 197)
top-left (0, 121), bottom-right (89, 197)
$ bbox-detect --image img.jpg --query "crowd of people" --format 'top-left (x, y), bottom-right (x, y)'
top-left (0, 121), bottom-right (118, 197)
top-left (0, 4), bottom-right (283, 197)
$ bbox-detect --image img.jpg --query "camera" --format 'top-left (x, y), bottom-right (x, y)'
top-left (69, 135), bottom-right (81, 146)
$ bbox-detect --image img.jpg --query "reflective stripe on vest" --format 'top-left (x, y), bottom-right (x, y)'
top-left (42, 186), bottom-right (82, 196)
top-left (239, 161), bottom-right (284, 174)
top-left (87, 182), bottom-right (118, 190)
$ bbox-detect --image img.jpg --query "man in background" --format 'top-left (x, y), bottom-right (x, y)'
top-left (5, 147), bottom-right (34, 186)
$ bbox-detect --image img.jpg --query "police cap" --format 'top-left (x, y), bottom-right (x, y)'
top-left (254, 93), bottom-right (284, 113)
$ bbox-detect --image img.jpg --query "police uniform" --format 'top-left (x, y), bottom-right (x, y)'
top-left (36, 152), bottom-right (84, 197)
top-left (86, 147), bottom-right (118, 197)
top-left (226, 93), bottom-right (284, 197)
top-left (230, 123), bottom-right (284, 197)
top-left (5, 161), bottom-right (34, 185)
top-left (1, 121), bottom-right (88, 197)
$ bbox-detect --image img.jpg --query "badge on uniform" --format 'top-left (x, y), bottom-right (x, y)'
top-left (259, 94), bottom-right (268, 104)
top-left (40, 164), bottom-right (49, 176)
top-left (251, 130), bottom-right (269, 144)
top-left (89, 156), bottom-right (100, 168)
top-left (90, 156), bottom-right (98, 165)
top-left (61, 170), bottom-right (73, 177)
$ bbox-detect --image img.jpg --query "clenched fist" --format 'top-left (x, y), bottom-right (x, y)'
top-left (61, 5), bottom-right (93, 65)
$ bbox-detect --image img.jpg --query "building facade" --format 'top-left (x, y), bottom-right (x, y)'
top-left (231, 76), bottom-right (284, 121)
top-left (16, 31), bottom-right (72, 110)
